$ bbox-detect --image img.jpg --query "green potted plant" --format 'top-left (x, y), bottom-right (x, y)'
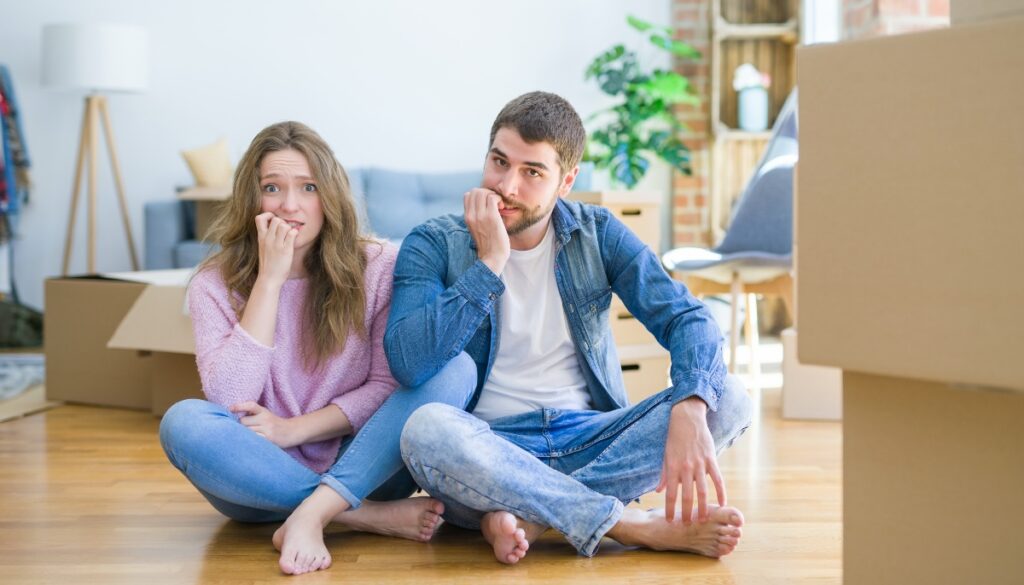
top-left (584, 15), bottom-right (701, 188)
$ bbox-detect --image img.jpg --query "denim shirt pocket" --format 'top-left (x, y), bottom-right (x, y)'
top-left (575, 286), bottom-right (612, 350)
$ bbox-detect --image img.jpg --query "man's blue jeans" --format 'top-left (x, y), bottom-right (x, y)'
top-left (399, 374), bottom-right (752, 557)
top-left (159, 353), bottom-right (478, 522)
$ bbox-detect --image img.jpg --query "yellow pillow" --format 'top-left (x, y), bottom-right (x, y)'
top-left (181, 138), bottom-right (234, 187)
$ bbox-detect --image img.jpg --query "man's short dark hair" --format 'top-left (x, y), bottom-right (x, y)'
top-left (489, 91), bottom-right (586, 176)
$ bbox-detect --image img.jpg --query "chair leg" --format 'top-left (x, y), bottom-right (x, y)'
top-left (729, 273), bottom-right (741, 374)
top-left (745, 292), bottom-right (761, 388)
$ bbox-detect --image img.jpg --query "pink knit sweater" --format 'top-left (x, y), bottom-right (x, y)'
top-left (187, 242), bottom-right (399, 473)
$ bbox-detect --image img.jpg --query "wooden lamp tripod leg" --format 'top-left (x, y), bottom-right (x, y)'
top-left (62, 95), bottom-right (93, 276)
top-left (87, 95), bottom-right (98, 273)
top-left (97, 96), bottom-right (140, 271)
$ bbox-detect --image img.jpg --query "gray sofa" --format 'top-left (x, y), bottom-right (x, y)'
top-left (145, 165), bottom-right (594, 269)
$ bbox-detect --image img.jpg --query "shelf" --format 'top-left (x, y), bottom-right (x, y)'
top-left (713, 18), bottom-right (800, 42)
top-left (713, 125), bottom-right (773, 140)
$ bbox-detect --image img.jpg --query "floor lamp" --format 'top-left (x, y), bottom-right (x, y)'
top-left (42, 23), bottom-right (149, 275)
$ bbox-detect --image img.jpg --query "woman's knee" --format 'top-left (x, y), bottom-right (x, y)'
top-left (159, 398), bottom-right (227, 457)
top-left (411, 352), bottom-right (477, 405)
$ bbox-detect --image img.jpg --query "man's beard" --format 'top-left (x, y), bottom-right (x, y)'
top-left (499, 192), bottom-right (558, 236)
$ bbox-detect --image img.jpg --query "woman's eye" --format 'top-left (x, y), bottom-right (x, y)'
top-left (262, 184), bottom-right (279, 193)
top-left (304, 184), bottom-right (318, 192)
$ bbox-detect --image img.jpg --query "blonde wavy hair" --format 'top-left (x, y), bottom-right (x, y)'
top-left (200, 121), bottom-right (375, 370)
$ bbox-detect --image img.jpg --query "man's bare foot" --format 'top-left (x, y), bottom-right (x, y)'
top-left (607, 505), bottom-right (744, 558)
top-left (335, 497), bottom-right (445, 542)
top-left (272, 510), bottom-right (332, 575)
top-left (481, 511), bottom-right (544, 565)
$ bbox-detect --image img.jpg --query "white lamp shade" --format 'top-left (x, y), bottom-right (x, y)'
top-left (41, 23), bottom-right (149, 93)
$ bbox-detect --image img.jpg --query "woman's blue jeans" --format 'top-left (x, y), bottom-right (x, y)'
top-left (399, 374), bottom-right (752, 557)
top-left (158, 353), bottom-right (478, 522)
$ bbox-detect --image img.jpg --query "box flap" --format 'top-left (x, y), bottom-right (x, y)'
top-left (101, 269), bottom-right (193, 286)
top-left (108, 285), bottom-right (195, 354)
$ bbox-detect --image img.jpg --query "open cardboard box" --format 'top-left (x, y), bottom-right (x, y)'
top-left (797, 14), bottom-right (1024, 585)
top-left (45, 270), bottom-right (202, 416)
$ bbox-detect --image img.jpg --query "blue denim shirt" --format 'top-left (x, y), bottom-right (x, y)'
top-left (384, 198), bottom-right (728, 413)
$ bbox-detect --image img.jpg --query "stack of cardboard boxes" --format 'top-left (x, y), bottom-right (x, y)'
top-left (797, 4), bottom-right (1024, 583)
top-left (570, 191), bottom-right (672, 403)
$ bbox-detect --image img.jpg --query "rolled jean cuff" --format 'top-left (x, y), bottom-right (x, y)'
top-left (320, 475), bottom-right (361, 510)
top-left (578, 498), bottom-right (625, 557)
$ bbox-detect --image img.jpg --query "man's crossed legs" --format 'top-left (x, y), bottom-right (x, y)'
top-left (400, 376), bottom-right (753, 563)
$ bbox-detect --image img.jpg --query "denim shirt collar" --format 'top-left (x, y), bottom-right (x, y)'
top-left (551, 198), bottom-right (580, 246)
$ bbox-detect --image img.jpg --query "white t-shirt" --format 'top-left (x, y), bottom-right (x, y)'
top-left (471, 223), bottom-right (591, 422)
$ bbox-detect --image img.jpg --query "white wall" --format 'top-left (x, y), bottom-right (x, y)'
top-left (0, 0), bottom-right (672, 309)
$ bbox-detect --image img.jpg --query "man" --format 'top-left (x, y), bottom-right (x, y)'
top-left (386, 91), bottom-right (752, 564)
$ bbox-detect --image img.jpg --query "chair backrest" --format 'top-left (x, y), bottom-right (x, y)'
top-left (716, 145), bottom-right (797, 255)
top-left (713, 90), bottom-right (799, 256)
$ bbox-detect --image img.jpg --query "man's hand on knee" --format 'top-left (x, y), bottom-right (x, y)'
top-left (656, 397), bottom-right (727, 525)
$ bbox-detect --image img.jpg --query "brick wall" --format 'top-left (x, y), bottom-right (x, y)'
top-left (843, 0), bottom-right (949, 39)
top-left (671, 0), bottom-right (713, 247)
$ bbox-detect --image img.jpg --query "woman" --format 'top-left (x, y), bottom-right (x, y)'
top-left (159, 121), bottom-right (473, 576)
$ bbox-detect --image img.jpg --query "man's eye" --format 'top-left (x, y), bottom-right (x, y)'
top-left (304, 184), bottom-right (318, 192)
top-left (495, 157), bottom-right (508, 167)
top-left (527, 169), bottom-right (541, 177)
top-left (262, 184), bottom-right (279, 192)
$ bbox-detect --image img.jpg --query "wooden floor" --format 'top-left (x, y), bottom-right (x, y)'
top-left (0, 388), bottom-right (841, 584)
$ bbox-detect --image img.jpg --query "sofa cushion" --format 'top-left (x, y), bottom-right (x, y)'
top-left (175, 240), bottom-right (218, 269)
top-left (363, 168), bottom-right (481, 241)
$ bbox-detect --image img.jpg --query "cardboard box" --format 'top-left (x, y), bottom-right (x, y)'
top-left (797, 18), bottom-right (1024, 392)
top-left (106, 270), bottom-right (202, 415)
top-left (178, 185), bottom-right (230, 241)
top-left (569, 190), bottom-right (661, 249)
top-left (618, 344), bottom-right (671, 404)
top-left (844, 372), bottom-right (1024, 585)
top-left (45, 276), bottom-right (153, 409)
top-left (951, 0), bottom-right (1024, 24)
top-left (780, 328), bottom-right (841, 420)
top-left (44, 271), bottom-right (202, 415)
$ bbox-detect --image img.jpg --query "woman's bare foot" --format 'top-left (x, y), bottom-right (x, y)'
top-left (272, 510), bottom-right (332, 575)
top-left (607, 505), bottom-right (744, 558)
top-left (272, 485), bottom-right (348, 575)
top-left (481, 511), bottom-right (543, 565)
top-left (335, 497), bottom-right (445, 542)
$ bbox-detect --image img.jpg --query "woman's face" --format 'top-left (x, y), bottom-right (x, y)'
top-left (258, 149), bottom-right (325, 253)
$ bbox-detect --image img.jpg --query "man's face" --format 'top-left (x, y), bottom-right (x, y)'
top-left (483, 127), bottom-right (577, 239)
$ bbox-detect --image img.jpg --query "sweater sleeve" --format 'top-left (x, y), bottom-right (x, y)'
top-left (330, 244), bottom-right (400, 432)
top-left (188, 269), bottom-right (275, 407)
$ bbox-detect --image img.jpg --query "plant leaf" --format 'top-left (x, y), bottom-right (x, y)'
top-left (649, 35), bottom-right (702, 59)
top-left (628, 15), bottom-right (672, 36)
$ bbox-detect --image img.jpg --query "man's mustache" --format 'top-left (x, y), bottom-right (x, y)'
top-left (489, 188), bottom-right (519, 210)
